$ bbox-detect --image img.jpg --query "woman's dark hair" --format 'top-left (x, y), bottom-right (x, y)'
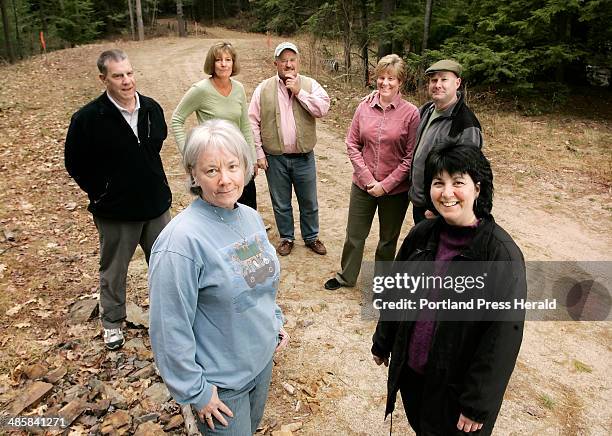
top-left (424, 141), bottom-right (494, 218)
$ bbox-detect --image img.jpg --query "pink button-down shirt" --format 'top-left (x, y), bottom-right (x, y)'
top-left (249, 75), bottom-right (330, 157)
top-left (346, 92), bottom-right (420, 195)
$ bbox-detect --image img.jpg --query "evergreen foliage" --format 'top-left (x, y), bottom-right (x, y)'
top-left (1, 0), bottom-right (609, 91)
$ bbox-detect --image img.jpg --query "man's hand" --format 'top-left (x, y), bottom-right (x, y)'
top-left (362, 89), bottom-right (378, 103)
top-left (198, 385), bottom-right (233, 430)
top-left (366, 181), bottom-right (386, 197)
top-left (372, 354), bottom-right (389, 367)
top-left (457, 413), bottom-right (483, 433)
top-left (275, 328), bottom-right (290, 352)
top-left (424, 209), bottom-right (436, 219)
top-left (257, 157), bottom-right (268, 171)
top-left (284, 74), bottom-right (300, 95)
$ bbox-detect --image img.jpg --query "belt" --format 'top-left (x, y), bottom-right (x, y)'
top-left (282, 152), bottom-right (309, 158)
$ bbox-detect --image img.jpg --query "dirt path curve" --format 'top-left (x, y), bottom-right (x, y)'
top-left (2, 28), bottom-right (606, 435)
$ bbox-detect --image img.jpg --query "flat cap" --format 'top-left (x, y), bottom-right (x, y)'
top-left (425, 59), bottom-right (462, 77)
top-left (274, 42), bottom-right (299, 58)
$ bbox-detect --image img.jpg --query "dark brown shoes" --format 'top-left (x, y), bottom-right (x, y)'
top-left (305, 239), bottom-right (327, 255)
top-left (276, 240), bottom-right (294, 256)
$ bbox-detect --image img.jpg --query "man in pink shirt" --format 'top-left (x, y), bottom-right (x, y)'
top-left (249, 42), bottom-right (330, 256)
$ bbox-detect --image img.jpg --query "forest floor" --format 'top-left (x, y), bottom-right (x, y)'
top-left (0, 28), bottom-right (611, 435)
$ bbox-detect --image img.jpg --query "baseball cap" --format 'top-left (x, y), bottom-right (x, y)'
top-left (274, 42), bottom-right (299, 58)
top-left (425, 59), bottom-right (462, 77)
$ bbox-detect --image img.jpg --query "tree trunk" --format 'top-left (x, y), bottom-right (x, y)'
top-left (135, 0), bottom-right (144, 41)
top-left (0, 0), bottom-right (15, 63)
top-left (377, 0), bottom-right (394, 59)
top-left (177, 0), bottom-right (186, 37)
top-left (127, 0), bottom-right (135, 40)
top-left (10, 0), bottom-right (20, 58)
top-left (151, 0), bottom-right (158, 27)
top-left (422, 0), bottom-right (433, 53)
top-left (555, 12), bottom-right (570, 82)
top-left (360, 0), bottom-right (369, 86)
top-left (340, 0), bottom-right (352, 79)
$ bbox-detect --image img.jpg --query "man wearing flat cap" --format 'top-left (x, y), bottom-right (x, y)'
top-left (249, 42), bottom-right (330, 256)
top-left (409, 59), bottom-right (483, 223)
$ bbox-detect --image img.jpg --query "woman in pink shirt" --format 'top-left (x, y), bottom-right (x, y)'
top-left (325, 54), bottom-right (419, 290)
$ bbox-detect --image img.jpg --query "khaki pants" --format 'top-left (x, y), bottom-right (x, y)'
top-left (336, 184), bottom-right (409, 286)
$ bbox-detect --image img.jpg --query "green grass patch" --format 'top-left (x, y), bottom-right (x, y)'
top-left (539, 393), bottom-right (555, 410)
top-left (573, 360), bottom-right (593, 373)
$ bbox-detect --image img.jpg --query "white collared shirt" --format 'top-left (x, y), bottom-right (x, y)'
top-left (106, 92), bottom-right (141, 140)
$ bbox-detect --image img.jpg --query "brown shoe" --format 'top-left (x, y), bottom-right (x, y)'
top-left (276, 240), bottom-right (294, 256)
top-left (305, 239), bottom-right (327, 255)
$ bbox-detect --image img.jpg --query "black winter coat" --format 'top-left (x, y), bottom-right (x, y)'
top-left (371, 216), bottom-right (526, 436)
top-left (65, 92), bottom-right (172, 221)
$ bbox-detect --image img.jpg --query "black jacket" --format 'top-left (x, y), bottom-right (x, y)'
top-left (65, 92), bottom-right (171, 221)
top-left (372, 216), bottom-right (526, 435)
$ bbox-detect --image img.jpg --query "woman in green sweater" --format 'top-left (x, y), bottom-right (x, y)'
top-left (172, 41), bottom-right (258, 209)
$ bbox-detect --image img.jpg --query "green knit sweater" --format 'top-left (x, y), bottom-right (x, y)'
top-left (171, 77), bottom-right (255, 154)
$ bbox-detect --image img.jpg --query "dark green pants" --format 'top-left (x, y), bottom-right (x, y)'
top-left (335, 184), bottom-right (409, 286)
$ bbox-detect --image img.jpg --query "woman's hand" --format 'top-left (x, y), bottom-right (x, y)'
top-left (424, 209), bottom-right (436, 219)
top-left (198, 385), bottom-right (234, 430)
top-left (275, 328), bottom-right (290, 352)
top-left (366, 182), bottom-right (386, 197)
top-left (457, 413), bottom-right (483, 433)
top-left (257, 157), bottom-right (268, 171)
top-left (372, 354), bottom-right (389, 367)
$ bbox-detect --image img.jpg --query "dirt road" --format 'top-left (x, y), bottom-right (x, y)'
top-left (0, 28), bottom-right (610, 435)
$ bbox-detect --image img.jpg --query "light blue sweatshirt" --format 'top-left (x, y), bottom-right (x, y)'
top-left (148, 198), bottom-right (283, 412)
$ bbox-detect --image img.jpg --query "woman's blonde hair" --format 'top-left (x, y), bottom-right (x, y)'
top-left (203, 42), bottom-right (240, 76)
top-left (374, 54), bottom-right (407, 83)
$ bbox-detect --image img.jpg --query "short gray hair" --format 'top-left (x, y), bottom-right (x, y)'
top-left (183, 119), bottom-right (255, 197)
top-left (97, 49), bottom-right (128, 75)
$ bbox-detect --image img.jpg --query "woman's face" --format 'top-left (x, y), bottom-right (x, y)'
top-left (430, 170), bottom-right (480, 226)
top-left (213, 50), bottom-right (233, 79)
top-left (192, 146), bottom-right (244, 209)
top-left (377, 68), bottom-right (402, 101)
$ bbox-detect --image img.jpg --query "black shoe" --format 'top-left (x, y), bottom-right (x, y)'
top-left (324, 278), bottom-right (343, 290)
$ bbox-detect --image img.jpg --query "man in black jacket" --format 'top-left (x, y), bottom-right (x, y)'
top-left (410, 59), bottom-right (483, 224)
top-left (65, 49), bottom-right (172, 350)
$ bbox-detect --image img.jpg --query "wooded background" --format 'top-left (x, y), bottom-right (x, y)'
top-left (1, 0), bottom-right (610, 92)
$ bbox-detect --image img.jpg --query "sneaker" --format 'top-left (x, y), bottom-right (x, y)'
top-left (324, 278), bottom-right (343, 290)
top-left (305, 239), bottom-right (327, 255)
top-left (103, 328), bottom-right (125, 350)
top-left (276, 240), bottom-right (294, 256)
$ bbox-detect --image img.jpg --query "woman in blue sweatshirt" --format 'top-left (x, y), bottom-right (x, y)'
top-left (149, 119), bottom-right (288, 434)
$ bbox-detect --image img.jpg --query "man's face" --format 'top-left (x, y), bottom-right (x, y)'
top-left (274, 49), bottom-right (299, 82)
top-left (428, 71), bottom-right (461, 110)
top-left (100, 58), bottom-right (136, 105)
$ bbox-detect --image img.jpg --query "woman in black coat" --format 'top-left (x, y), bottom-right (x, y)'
top-left (371, 143), bottom-right (526, 435)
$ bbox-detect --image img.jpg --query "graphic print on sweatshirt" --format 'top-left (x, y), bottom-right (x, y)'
top-left (217, 230), bottom-right (279, 313)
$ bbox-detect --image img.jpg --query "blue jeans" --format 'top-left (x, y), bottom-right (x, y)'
top-left (195, 359), bottom-right (273, 435)
top-left (265, 152), bottom-right (319, 242)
